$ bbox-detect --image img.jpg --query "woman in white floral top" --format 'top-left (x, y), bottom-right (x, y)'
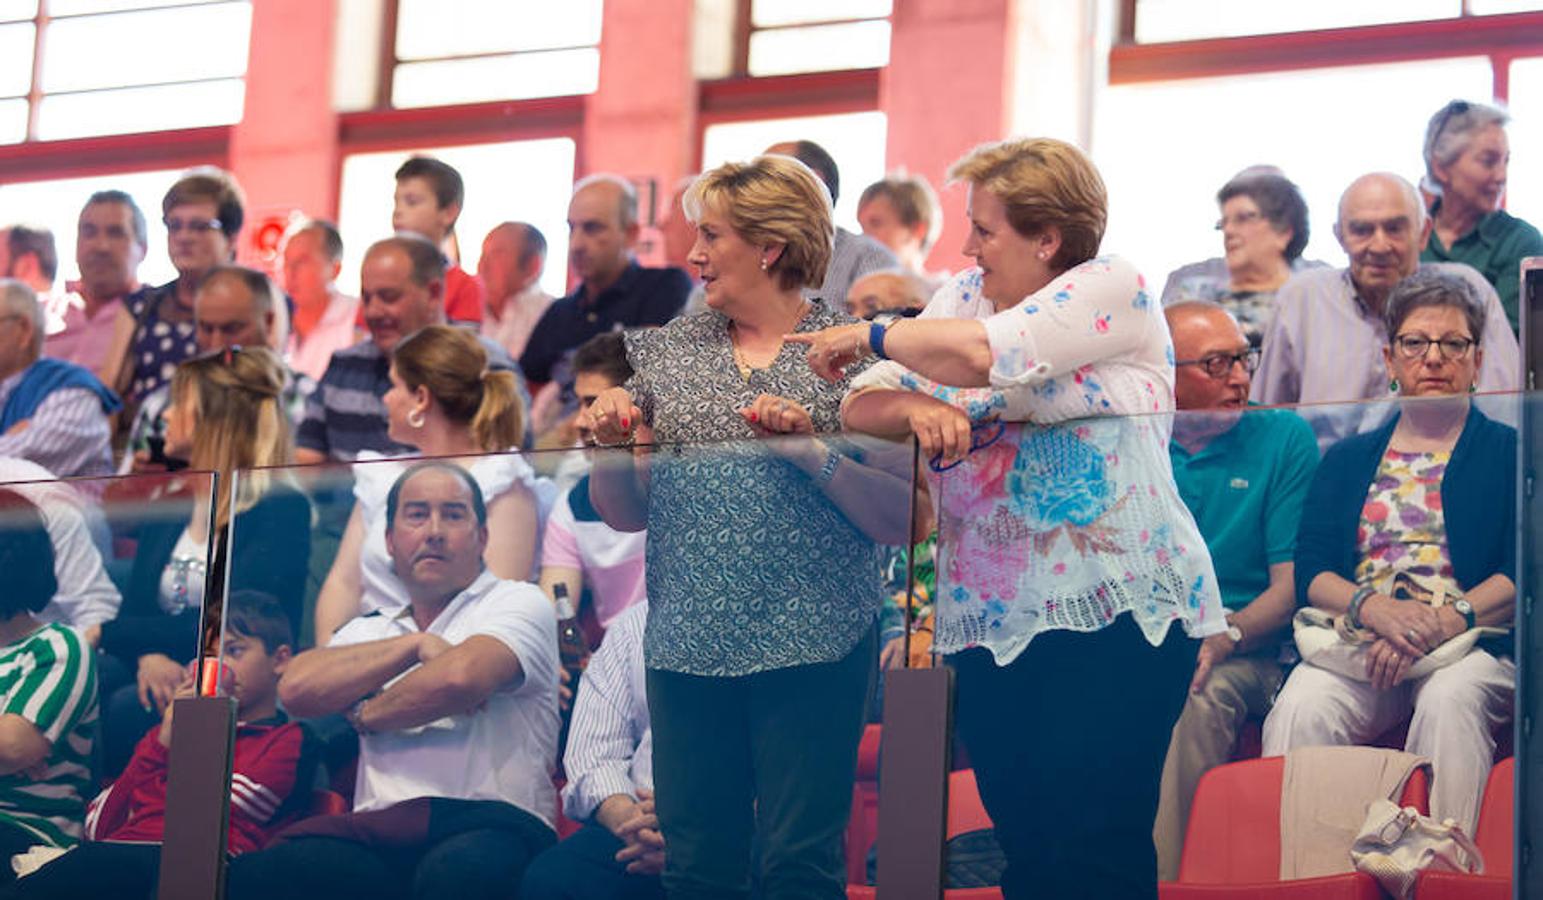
top-left (794, 137), bottom-right (1224, 899)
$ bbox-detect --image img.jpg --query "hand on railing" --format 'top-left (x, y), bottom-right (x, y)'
top-left (579, 387), bottom-right (646, 447)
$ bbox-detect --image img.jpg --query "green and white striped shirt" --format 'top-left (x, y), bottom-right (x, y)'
top-left (0, 623), bottom-right (97, 847)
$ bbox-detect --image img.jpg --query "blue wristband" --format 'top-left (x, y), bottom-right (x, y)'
top-left (869, 321), bottom-right (891, 359)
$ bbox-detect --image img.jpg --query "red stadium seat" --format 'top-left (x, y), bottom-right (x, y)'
top-left (1161, 756), bottom-right (1430, 900)
top-left (1416, 757), bottom-right (1513, 900)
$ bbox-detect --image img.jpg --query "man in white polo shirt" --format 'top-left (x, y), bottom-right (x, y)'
top-left (227, 461), bottom-right (560, 900)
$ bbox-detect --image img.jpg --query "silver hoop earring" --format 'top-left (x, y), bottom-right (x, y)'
top-left (407, 409), bottom-right (426, 429)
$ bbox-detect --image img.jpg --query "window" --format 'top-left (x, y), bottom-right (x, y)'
top-left (698, 0), bottom-right (891, 80)
top-left (382, 0), bottom-right (602, 109)
top-left (0, 169), bottom-right (188, 290)
top-left (1093, 57), bottom-right (1495, 290)
top-left (700, 111), bottom-right (887, 232)
top-left (335, 139), bottom-right (578, 299)
top-left (1129, 0), bottom-right (1459, 44)
top-left (0, 1), bottom-right (250, 144)
top-left (1505, 57), bottom-right (1543, 231)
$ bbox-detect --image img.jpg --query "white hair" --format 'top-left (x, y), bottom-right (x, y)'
top-left (1423, 100), bottom-right (1509, 194)
top-left (0, 278), bottom-right (43, 356)
top-left (1338, 172), bottom-right (1428, 231)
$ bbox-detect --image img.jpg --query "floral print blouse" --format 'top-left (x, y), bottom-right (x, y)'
top-left (1355, 449), bottom-right (1459, 600)
top-left (850, 258), bottom-right (1226, 665)
top-left (624, 301), bottom-right (886, 677)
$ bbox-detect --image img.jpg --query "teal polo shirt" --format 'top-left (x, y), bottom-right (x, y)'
top-left (1170, 406), bottom-right (1319, 612)
top-left (1421, 204), bottom-right (1543, 333)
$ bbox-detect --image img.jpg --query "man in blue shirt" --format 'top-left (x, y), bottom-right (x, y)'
top-left (1153, 301), bottom-right (1319, 880)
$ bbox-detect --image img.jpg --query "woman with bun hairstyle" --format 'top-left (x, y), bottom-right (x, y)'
top-left (314, 324), bottom-right (547, 642)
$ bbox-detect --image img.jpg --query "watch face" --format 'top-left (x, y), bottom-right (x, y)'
top-left (1227, 626), bottom-right (1243, 642)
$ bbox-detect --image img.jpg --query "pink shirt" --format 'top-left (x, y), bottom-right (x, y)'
top-left (43, 292), bottom-right (123, 378)
top-left (540, 480), bottom-right (647, 628)
top-left (287, 290), bottom-right (361, 381)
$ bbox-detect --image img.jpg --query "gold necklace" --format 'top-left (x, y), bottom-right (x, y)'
top-left (729, 302), bottom-right (809, 381)
top-left (731, 338), bottom-right (755, 381)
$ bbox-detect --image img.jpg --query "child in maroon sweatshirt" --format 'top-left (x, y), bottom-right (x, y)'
top-left (4, 591), bottom-right (316, 899)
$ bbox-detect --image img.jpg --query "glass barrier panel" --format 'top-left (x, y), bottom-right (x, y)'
top-left (213, 429), bottom-right (919, 895)
top-left (191, 390), bottom-right (1534, 895)
top-left (0, 466), bottom-right (215, 889)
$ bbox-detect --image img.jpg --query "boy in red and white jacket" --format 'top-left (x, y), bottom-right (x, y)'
top-left (7, 591), bottom-right (316, 898)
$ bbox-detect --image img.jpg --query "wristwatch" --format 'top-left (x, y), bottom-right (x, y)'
top-left (868, 313), bottom-right (900, 360)
top-left (1453, 598), bottom-right (1476, 630)
top-left (1225, 618), bottom-right (1244, 644)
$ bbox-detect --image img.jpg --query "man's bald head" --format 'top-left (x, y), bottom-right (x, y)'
top-left (568, 175), bottom-right (638, 289)
top-left (1337, 172), bottom-right (1426, 231)
top-left (479, 221), bottom-right (546, 311)
top-left (1166, 301), bottom-right (1253, 411)
top-left (1334, 172), bottom-right (1433, 308)
top-left (570, 175), bottom-right (638, 230)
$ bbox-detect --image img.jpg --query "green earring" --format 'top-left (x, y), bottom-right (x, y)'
top-left (1389, 378), bottom-right (1400, 393)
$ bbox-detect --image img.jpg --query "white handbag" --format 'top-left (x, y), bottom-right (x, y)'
top-left (1291, 607), bottom-right (1503, 682)
top-left (1349, 799), bottom-right (1484, 900)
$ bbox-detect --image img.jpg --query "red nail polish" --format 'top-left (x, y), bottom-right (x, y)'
top-left (749, 411), bottom-right (759, 423)
top-left (621, 417), bottom-right (630, 430)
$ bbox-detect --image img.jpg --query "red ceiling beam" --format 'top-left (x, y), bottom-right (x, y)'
top-left (1110, 11), bottom-right (1543, 84)
top-left (0, 125), bottom-right (230, 184)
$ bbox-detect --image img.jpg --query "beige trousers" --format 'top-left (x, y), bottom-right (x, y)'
top-left (1153, 653), bottom-right (1284, 881)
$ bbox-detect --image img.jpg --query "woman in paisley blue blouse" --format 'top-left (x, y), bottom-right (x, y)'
top-left (580, 154), bottom-right (915, 900)
top-left (795, 137), bottom-right (1225, 900)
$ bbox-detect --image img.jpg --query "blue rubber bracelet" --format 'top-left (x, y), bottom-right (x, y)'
top-left (869, 320), bottom-right (890, 359)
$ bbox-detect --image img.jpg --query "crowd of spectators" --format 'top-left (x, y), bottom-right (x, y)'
top-left (0, 93), bottom-right (1533, 899)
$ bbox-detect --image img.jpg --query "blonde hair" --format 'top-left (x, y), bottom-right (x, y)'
top-left (392, 325), bottom-right (523, 452)
top-left (683, 155), bottom-right (833, 292)
top-left (947, 137), bottom-right (1107, 270)
top-left (170, 346), bottom-right (291, 528)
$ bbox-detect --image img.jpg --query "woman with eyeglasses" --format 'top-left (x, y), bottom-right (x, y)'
top-left (1420, 99), bottom-right (1543, 332)
top-left (1262, 268), bottom-right (1515, 835)
top-left (112, 169), bottom-right (246, 408)
top-left (87, 345), bottom-right (310, 776)
top-left (1159, 169), bottom-right (1318, 347)
top-left (792, 137), bottom-right (1224, 900)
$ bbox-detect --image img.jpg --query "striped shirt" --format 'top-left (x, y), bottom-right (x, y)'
top-left (0, 623), bottom-right (97, 847)
top-left (561, 601), bottom-right (651, 822)
top-left (810, 227), bottom-right (898, 307)
top-left (297, 335), bottom-right (524, 462)
top-left (1251, 264), bottom-right (1521, 447)
top-left (0, 370), bottom-right (113, 479)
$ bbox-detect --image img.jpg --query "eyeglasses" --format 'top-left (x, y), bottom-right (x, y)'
top-left (929, 420), bottom-right (1007, 473)
top-left (1175, 348), bottom-right (1260, 379)
top-left (1393, 334), bottom-right (1476, 360)
top-left (164, 216), bottom-right (223, 235)
top-left (1430, 99), bottom-right (1471, 143)
top-left (1214, 210), bottom-right (1264, 231)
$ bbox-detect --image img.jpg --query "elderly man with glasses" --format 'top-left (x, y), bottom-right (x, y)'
top-left (1251, 171), bottom-right (1518, 448)
top-left (1151, 300), bottom-right (1321, 881)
